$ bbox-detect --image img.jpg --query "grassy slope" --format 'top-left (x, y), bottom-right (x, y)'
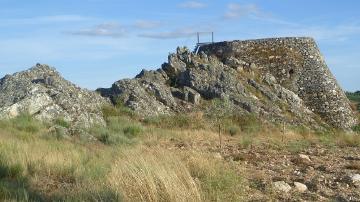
top-left (0, 104), bottom-right (360, 201)
top-left (346, 91), bottom-right (360, 131)
top-left (346, 91), bottom-right (360, 111)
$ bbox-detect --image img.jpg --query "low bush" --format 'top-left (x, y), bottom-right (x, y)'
top-left (90, 116), bottom-right (143, 145)
top-left (143, 113), bottom-right (206, 129)
top-left (12, 114), bottom-right (42, 134)
top-left (232, 114), bottom-right (262, 134)
top-left (0, 155), bottom-right (23, 179)
top-left (54, 117), bottom-right (70, 128)
top-left (353, 124), bottom-right (360, 134)
top-left (123, 125), bottom-right (143, 138)
top-left (227, 125), bottom-right (241, 136)
top-left (286, 139), bottom-right (312, 153)
top-left (102, 102), bottom-right (135, 119)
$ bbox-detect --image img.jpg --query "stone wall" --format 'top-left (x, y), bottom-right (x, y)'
top-left (199, 37), bottom-right (357, 129)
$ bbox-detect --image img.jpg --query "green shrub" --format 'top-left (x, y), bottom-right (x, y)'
top-left (187, 153), bottom-right (245, 201)
top-left (286, 139), bottom-right (311, 153)
top-left (90, 116), bottom-right (142, 145)
top-left (292, 125), bottom-right (311, 138)
top-left (238, 135), bottom-right (256, 149)
top-left (200, 169), bottom-right (244, 201)
top-left (233, 114), bottom-right (262, 134)
top-left (11, 114), bottom-right (42, 134)
top-left (98, 130), bottom-right (112, 145)
top-left (0, 155), bottom-right (23, 179)
top-left (143, 114), bottom-right (205, 129)
top-left (353, 124), bottom-right (360, 133)
top-left (102, 102), bottom-right (135, 119)
top-left (227, 125), bottom-right (240, 136)
top-left (123, 125), bottom-right (143, 138)
top-left (102, 105), bottom-right (120, 118)
top-left (54, 118), bottom-right (70, 128)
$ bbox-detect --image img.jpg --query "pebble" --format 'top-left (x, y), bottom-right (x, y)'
top-left (294, 182), bottom-right (307, 192)
top-left (350, 174), bottom-right (360, 183)
top-left (299, 154), bottom-right (311, 162)
top-left (273, 181), bottom-right (291, 193)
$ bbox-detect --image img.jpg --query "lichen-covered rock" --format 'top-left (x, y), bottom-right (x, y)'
top-left (0, 64), bottom-right (109, 129)
top-left (99, 37), bottom-right (357, 130)
top-left (98, 69), bottom-right (177, 116)
top-left (199, 37), bottom-right (357, 129)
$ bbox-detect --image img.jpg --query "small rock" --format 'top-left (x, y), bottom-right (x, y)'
top-left (184, 87), bottom-right (201, 105)
top-left (293, 154), bottom-right (312, 165)
top-left (294, 182), bottom-right (307, 192)
top-left (350, 174), bottom-right (360, 184)
top-left (213, 153), bottom-right (222, 159)
top-left (273, 181), bottom-right (291, 193)
top-left (249, 63), bottom-right (257, 70)
top-left (299, 154), bottom-right (311, 162)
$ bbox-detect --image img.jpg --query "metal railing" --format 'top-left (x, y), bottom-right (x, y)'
top-left (194, 32), bottom-right (214, 54)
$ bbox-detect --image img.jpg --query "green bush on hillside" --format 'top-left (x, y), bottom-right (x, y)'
top-left (90, 116), bottom-right (143, 145)
top-left (54, 117), bottom-right (71, 129)
top-left (11, 114), bottom-right (42, 134)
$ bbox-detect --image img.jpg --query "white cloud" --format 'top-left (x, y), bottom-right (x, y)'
top-left (277, 24), bottom-right (360, 41)
top-left (69, 23), bottom-right (127, 37)
top-left (178, 1), bottom-right (207, 9)
top-left (138, 29), bottom-right (196, 39)
top-left (0, 15), bottom-right (91, 26)
top-left (223, 3), bottom-right (260, 19)
top-left (134, 20), bottom-right (161, 29)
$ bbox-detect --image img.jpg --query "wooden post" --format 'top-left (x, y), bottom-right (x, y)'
top-left (212, 32), bottom-right (214, 43)
top-left (282, 121), bottom-right (286, 142)
top-left (218, 123), bottom-right (222, 149)
top-left (197, 32), bottom-right (200, 44)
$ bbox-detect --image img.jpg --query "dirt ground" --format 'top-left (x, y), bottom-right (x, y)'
top-left (166, 132), bottom-right (360, 201)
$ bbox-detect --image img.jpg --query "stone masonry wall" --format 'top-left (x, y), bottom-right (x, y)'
top-left (199, 37), bottom-right (357, 129)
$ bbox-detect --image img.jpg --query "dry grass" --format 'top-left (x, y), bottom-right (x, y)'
top-left (108, 147), bottom-right (202, 202)
top-left (0, 111), bottom-right (359, 201)
top-left (345, 162), bottom-right (360, 170)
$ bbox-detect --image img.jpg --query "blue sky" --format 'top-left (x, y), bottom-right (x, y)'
top-left (0, 0), bottom-right (359, 91)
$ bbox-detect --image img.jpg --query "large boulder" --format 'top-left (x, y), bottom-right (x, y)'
top-left (98, 69), bottom-right (178, 116)
top-left (0, 64), bottom-right (109, 129)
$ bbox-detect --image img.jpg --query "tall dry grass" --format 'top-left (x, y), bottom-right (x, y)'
top-left (108, 147), bottom-right (202, 202)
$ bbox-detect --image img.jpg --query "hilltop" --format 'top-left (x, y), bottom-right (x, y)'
top-left (0, 37), bottom-right (359, 201)
top-left (99, 37), bottom-right (357, 130)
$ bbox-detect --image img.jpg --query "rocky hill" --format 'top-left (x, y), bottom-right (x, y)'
top-left (0, 64), bottom-right (109, 129)
top-left (0, 37), bottom-right (357, 131)
top-left (98, 37), bottom-right (357, 130)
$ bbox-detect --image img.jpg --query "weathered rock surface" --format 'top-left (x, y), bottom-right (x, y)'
top-left (0, 64), bottom-right (109, 129)
top-left (199, 37), bottom-right (357, 129)
top-left (294, 182), bottom-right (308, 192)
top-left (273, 181), bottom-right (292, 192)
top-left (98, 37), bottom-right (357, 129)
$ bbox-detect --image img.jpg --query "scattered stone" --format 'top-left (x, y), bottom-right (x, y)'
top-left (349, 174), bottom-right (360, 184)
top-left (292, 154), bottom-right (312, 166)
top-left (273, 181), bottom-right (291, 193)
top-left (294, 182), bottom-right (308, 192)
top-left (299, 154), bottom-right (311, 162)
